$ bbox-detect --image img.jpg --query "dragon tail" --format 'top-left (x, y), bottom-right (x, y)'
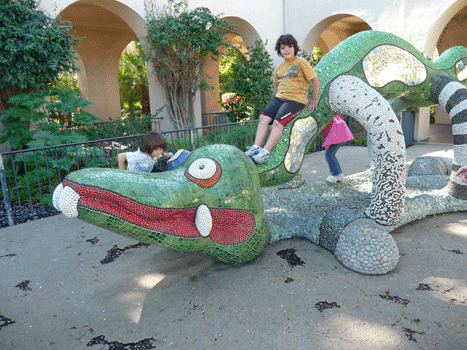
top-left (431, 76), bottom-right (467, 200)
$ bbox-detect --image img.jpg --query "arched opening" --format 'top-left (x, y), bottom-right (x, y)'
top-left (302, 15), bottom-right (372, 144)
top-left (435, 5), bottom-right (467, 55)
top-left (200, 17), bottom-right (261, 122)
top-left (302, 15), bottom-right (372, 55)
top-left (58, 1), bottom-right (148, 122)
top-left (118, 40), bottom-right (150, 120)
top-left (219, 47), bottom-right (249, 99)
top-left (431, 3), bottom-right (467, 131)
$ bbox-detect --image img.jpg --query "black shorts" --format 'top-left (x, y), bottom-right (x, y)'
top-left (262, 97), bottom-right (305, 126)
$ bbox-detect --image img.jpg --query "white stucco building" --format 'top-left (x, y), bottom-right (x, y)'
top-left (40, 0), bottom-right (467, 140)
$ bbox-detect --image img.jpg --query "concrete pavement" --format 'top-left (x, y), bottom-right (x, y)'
top-left (1, 143), bottom-right (466, 350)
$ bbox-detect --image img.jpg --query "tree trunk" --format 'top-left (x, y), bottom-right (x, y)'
top-left (141, 84), bottom-right (150, 116)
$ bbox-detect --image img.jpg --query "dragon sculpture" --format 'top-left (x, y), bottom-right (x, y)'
top-left (53, 31), bottom-right (467, 274)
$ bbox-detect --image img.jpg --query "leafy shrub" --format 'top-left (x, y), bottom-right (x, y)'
top-left (0, 88), bottom-right (101, 206)
top-left (220, 94), bottom-right (251, 123)
top-left (298, 46), bottom-right (325, 68)
top-left (351, 138), bottom-right (367, 146)
top-left (162, 121), bottom-right (257, 153)
top-left (0, 88), bottom-right (99, 151)
top-left (0, 0), bottom-right (79, 114)
top-left (203, 122), bottom-right (257, 150)
top-left (219, 48), bottom-right (247, 97)
top-left (83, 110), bottom-right (164, 141)
top-left (220, 40), bottom-right (274, 122)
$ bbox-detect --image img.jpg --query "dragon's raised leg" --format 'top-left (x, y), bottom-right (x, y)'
top-left (328, 75), bottom-right (406, 224)
top-left (385, 75), bottom-right (467, 230)
top-left (316, 75), bottom-right (406, 274)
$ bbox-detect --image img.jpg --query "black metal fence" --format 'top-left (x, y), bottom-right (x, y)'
top-left (201, 111), bottom-right (230, 127)
top-left (0, 117), bottom-right (367, 227)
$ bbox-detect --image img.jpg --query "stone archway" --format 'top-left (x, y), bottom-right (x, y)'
top-left (58, 0), bottom-right (158, 122)
top-left (302, 14), bottom-right (372, 55)
top-left (200, 17), bottom-right (261, 119)
top-left (425, 0), bottom-right (467, 58)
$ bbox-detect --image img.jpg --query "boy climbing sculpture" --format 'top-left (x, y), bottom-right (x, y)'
top-left (245, 34), bottom-right (319, 164)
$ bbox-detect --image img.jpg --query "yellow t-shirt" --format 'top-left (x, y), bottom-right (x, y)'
top-left (274, 56), bottom-right (317, 104)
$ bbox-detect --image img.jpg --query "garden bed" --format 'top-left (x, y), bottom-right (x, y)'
top-left (0, 201), bottom-right (58, 228)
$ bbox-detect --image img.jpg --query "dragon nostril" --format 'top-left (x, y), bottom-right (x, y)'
top-left (199, 165), bottom-right (205, 170)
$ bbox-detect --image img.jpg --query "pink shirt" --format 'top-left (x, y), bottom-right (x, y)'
top-left (322, 115), bottom-right (354, 149)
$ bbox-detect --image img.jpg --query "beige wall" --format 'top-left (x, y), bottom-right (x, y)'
top-left (71, 24), bottom-right (133, 121)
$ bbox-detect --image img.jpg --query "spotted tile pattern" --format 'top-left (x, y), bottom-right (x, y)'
top-left (328, 75), bottom-right (406, 226)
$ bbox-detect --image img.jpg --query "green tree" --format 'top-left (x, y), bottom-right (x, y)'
top-left (118, 39), bottom-right (150, 119)
top-left (145, 0), bottom-right (237, 129)
top-left (298, 46), bottom-right (324, 68)
top-left (219, 47), bottom-right (247, 96)
top-left (220, 40), bottom-right (274, 122)
top-left (0, 0), bottom-right (79, 113)
top-left (53, 72), bottom-right (80, 93)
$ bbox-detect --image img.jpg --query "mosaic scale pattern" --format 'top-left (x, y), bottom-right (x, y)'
top-left (54, 31), bottom-right (467, 274)
top-left (328, 75), bottom-right (406, 226)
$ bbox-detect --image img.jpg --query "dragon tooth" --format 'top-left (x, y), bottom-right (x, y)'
top-left (195, 204), bottom-right (212, 237)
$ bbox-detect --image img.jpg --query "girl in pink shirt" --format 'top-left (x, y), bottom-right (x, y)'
top-left (321, 115), bottom-right (354, 182)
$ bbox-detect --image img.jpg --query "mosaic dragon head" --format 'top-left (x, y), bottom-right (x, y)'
top-left (53, 144), bottom-right (270, 263)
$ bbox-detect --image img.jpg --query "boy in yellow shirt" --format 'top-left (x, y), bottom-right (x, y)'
top-left (245, 34), bottom-right (319, 164)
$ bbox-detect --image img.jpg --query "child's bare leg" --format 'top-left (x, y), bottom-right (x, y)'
top-left (253, 114), bottom-right (272, 147)
top-left (263, 120), bottom-right (284, 152)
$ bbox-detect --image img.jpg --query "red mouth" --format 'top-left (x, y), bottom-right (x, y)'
top-left (64, 179), bottom-right (256, 245)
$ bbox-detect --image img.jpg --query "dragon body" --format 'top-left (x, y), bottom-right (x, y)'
top-left (53, 31), bottom-right (467, 274)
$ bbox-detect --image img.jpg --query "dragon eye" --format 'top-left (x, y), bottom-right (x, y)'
top-left (186, 158), bottom-right (221, 187)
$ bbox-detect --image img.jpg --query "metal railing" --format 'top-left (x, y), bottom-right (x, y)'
top-left (0, 117), bottom-right (366, 227)
top-left (201, 111), bottom-right (230, 127)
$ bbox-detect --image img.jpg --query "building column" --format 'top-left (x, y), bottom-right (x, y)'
top-left (414, 107), bottom-right (431, 141)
